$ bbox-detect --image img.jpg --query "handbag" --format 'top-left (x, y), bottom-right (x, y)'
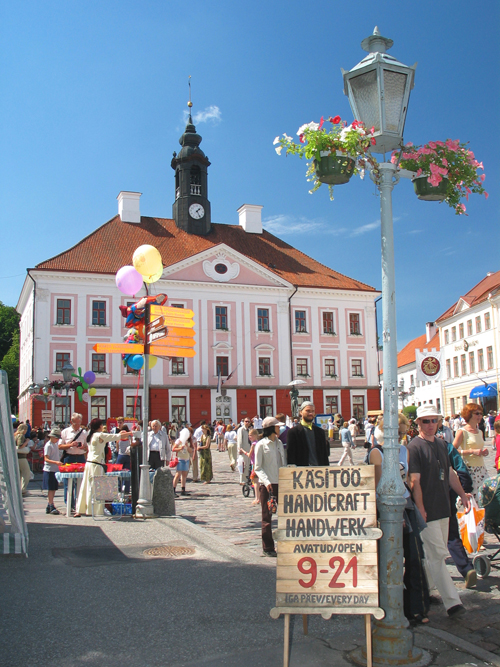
top-left (168, 456), bottom-right (179, 469)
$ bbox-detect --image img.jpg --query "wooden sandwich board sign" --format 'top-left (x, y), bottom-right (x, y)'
top-left (270, 465), bottom-right (383, 667)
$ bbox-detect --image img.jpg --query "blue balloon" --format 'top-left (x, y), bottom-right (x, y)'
top-left (127, 355), bottom-right (144, 370)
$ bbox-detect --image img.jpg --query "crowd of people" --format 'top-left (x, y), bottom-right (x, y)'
top-left (13, 400), bottom-right (500, 624)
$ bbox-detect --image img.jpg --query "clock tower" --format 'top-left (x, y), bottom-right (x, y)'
top-left (171, 109), bottom-right (211, 235)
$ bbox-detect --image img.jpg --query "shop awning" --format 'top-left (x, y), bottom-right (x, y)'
top-left (469, 382), bottom-right (497, 398)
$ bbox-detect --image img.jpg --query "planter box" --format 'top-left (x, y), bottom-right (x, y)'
top-left (314, 152), bottom-right (355, 185)
top-left (413, 175), bottom-right (449, 201)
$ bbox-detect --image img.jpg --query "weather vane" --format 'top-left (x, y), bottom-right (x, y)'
top-left (188, 75), bottom-right (193, 120)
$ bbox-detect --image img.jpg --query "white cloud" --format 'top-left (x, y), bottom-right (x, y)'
top-left (183, 105), bottom-right (221, 125)
top-left (350, 220), bottom-right (380, 237)
top-left (263, 214), bottom-right (325, 235)
top-left (407, 229), bottom-right (424, 234)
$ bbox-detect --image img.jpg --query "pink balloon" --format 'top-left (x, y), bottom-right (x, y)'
top-left (82, 393), bottom-right (90, 403)
top-left (116, 266), bottom-right (143, 296)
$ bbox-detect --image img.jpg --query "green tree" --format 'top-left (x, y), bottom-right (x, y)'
top-left (402, 405), bottom-right (417, 420)
top-left (1, 330), bottom-right (20, 412)
top-left (0, 302), bottom-right (20, 361)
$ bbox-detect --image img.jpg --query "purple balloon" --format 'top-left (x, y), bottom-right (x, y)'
top-left (116, 265), bottom-right (143, 296)
top-left (83, 371), bottom-right (96, 385)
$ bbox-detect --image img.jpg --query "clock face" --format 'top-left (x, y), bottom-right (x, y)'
top-left (189, 203), bottom-right (205, 220)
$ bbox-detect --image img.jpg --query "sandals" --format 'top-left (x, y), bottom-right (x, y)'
top-left (409, 614), bottom-right (429, 626)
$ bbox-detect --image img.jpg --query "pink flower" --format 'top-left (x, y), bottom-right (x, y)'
top-left (446, 139), bottom-right (460, 151)
top-left (442, 158), bottom-right (448, 166)
top-left (428, 173), bottom-right (442, 187)
top-left (370, 126), bottom-right (375, 135)
top-left (456, 203), bottom-right (466, 214)
top-left (318, 116), bottom-right (324, 130)
top-left (466, 187), bottom-right (471, 194)
top-left (480, 174), bottom-right (486, 181)
top-left (428, 141), bottom-right (437, 149)
top-left (391, 153), bottom-right (398, 164)
top-left (416, 168), bottom-right (422, 177)
top-left (405, 141), bottom-right (413, 147)
top-left (468, 150), bottom-right (475, 159)
top-left (330, 115), bottom-right (341, 124)
top-left (299, 134), bottom-right (305, 144)
top-left (477, 161), bottom-right (484, 170)
top-left (371, 138), bottom-right (376, 145)
top-left (485, 192), bottom-right (489, 199)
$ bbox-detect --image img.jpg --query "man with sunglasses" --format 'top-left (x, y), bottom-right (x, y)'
top-left (408, 405), bottom-right (472, 619)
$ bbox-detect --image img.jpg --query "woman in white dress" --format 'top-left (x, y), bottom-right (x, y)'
top-left (74, 418), bottom-right (130, 517)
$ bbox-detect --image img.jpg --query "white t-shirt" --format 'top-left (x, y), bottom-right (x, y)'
top-left (225, 430), bottom-right (237, 444)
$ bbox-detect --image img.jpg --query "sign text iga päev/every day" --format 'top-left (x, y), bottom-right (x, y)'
top-left (270, 466), bottom-right (384, 620)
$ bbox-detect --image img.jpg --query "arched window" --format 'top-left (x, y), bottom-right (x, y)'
top-left (190, 166), bottom-right (201, 194)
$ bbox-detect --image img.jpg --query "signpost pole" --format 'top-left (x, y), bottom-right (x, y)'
top-left (136, 301), bottom-right (154, 519)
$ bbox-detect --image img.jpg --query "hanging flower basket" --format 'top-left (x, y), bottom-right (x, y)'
top-left (314, 152), bottom-right (355, 185)
top-left (413, 175), bottom-right (449, 201)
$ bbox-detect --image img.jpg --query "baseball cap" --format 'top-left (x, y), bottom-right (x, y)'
top-left (262, 416), bottom-right (285, 428)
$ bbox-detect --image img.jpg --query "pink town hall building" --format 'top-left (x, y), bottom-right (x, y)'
top-left (17, 117), bottom-right (381, 426)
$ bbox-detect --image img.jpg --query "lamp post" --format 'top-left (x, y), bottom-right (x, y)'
top-left (28, 378), bottom-right (56, 429)
top-left (343, 28), bottom-right (424, 665)
top-left (61, 362), bottom-right (75, 427)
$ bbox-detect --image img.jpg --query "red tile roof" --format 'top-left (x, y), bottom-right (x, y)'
top-left (436, 271), bottom-right (500, 323)
top-left (34, 216), bottom-right (377, 292)
top-left (397, 332), bottom-right (440, 369)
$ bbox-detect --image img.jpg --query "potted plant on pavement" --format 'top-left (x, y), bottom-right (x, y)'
top-left (274, 116), bottom-right (378, 199)
top-left (394, 139), bottom-right (487, 214)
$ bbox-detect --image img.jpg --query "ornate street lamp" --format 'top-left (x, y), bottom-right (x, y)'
top-left (28, 378), bottom-right (57, 429)
top-left (343, 29), bottom-right (424, 666)
top-left (61, 362), bottom-right (75, 427)
top-left (342, 26), bottom-right (416, 155)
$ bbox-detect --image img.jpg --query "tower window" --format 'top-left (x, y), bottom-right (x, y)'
top-left (190, 166), bottom-right (201, 195)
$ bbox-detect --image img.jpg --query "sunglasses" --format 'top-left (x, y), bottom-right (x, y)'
top-left (421, 418), bottom-right (438, 424)
top-left (473, 411), bottom-right (483, 416)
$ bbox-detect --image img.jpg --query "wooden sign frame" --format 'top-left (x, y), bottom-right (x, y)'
top-left (270, 465), bottom-right (384, 667)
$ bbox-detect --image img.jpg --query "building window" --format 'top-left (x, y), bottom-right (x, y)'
top-left (55, 352), bottom-right (71, 373)
top-left (436, 398), bottom-right (441, 413)
top-left (92, 353), bottom-right (106, 374)
top-left (259, 396), bottom-right (274, 419)
top-left (295, 311), bottom-right (307, 333)
top-left (323, 312), bottom-right (335, 334)
top-left (352, 396), bottom-right (365, 420)
top-left (453, 357), bottom-right (459, 377)
top-left (461, 354), bottom-right (467, 375)
top-left (410, 374), bottom-right (414, 385)
top-left (126, 396), bottom-right (141, 420)
top-left (467, 320), bottom-right (472, 336)
top-left (459, 323), bottom-right (464, 339)
top-left (462, 395), bottom-right (468, 409)
top-left (349, 313), bottom-right (361, 335)
top-left (487, 346), bottom-right (494, 369)
top-left (172, 358), bottom-right (185, 375)
top-left (215, 306), bottom-right (228, 330)
top-left (469, 351), bottom-right (475, 374)
top-left (91, 396), bottom-right (107, 421)
top-left (259, 357), bottom-right (271, 376)
top-left (172, 304), bottom-right (185, 309)
top-left (324, 359), bottom-right (337, 377)
top-left (54, 398), bottom-right (67, 425)
top-left (475, 316), bottom-right (482, 333)
top-left (257, 308), bottom-right (270, 332)
top-left (351, 359), bottom-right (363, 377)
top-left (325, 396), bottom-right (338, 414)
top-left (444, 329), bottom-right (449, 344)
top-left (216, 356), bottom-right (229, 376)
top-left (171, 396), bottom-right (186, 423)
top-left (446, 359), bottom-right (451, 379)
top-left (296, 358), bottom-right (308, 377)
top-left (92, 300), bottom-right (106, 326)
top-left (478, 349), bottom-right (484, 371)
top-left (56, 299), bottom-right (71, 325)
top-left (485, 312), bottom-right (491, 330)
top-left (451, 326), bottom-right (456, 342)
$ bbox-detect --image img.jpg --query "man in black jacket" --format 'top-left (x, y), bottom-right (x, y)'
top-left (286, 402), bottom-right (330, 466)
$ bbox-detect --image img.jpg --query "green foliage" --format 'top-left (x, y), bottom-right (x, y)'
top-left (0, 302), bottom-right (20, 361)
top-left (402, 405), bottom-right (417, 420)
top-left (1, 331), bottom-right (20, 412)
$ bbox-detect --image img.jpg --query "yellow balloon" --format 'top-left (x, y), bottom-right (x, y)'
top-left (133, 245), bottom-right (162, 278)
top-left (148, 355), bottom-right (158, 369)
top-left (88, 387), bottom-right (97, 396)
top-left (142, 265), bottom-right (163, 284)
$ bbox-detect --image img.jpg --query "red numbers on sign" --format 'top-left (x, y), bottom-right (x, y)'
top-left (297, 556), bottom-right (358, 589)
top-left (297, 557), bottom-right (317, 588)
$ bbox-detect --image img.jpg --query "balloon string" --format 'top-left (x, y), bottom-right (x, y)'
top-left (134, 367), bottom-right (141, 420)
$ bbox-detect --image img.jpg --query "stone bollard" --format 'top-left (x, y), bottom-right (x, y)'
top-left (152, 467), bottom-right (176, 516)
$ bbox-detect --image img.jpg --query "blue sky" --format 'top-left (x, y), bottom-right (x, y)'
top-left (1, 1), bottom-right (498, 348)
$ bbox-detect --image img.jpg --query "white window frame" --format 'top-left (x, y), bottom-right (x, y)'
top-left (350, 358), bottom-right (364, 378)
top-left (320, 309), bottom-right (336, 336)
top-left (255, 306), bottom-right (272, 333)
top-left (169, 389), bottom-right (190, 424)
top-left (347, 310), bottom-right (362, 336)
top-left (294, 309), bottom-right (308, 334)
top-left (54, 295), bottom-right (75, 327)
top-left (90, 296), bottom-right (111, 329)
top-left (323, 358), bottom-right (338, 378)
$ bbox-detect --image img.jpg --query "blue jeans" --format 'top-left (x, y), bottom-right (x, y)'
top-left (63, 454), bottom-right (86, 505)
top-left (116, 454), bottom-right (131, 494)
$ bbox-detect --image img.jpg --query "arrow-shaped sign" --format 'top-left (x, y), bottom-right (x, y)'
top-left (151, 336), bottom-right (196, 349)
top-left (147, 328), bottom-right (168, 344)
top-left (93, 343), bottom-right (144, 354)
top-left (151, 305), bottom-right (195, 319)
top-left (150, 345), bottom-right (196, 358)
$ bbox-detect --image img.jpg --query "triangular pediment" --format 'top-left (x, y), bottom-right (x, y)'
top-left (453, 297), bottom-right (470, 315)
top-left (161, 244), bottom-right (293, 288)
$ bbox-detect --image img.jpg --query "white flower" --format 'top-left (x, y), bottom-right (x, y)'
top-left (297, 122), bottom-right (319, 136)
top-left (275, 145), bottom-right (283, 155)
top-left (339, 127), bottom-right (350, 142)
top-left (273, 136), bottom-right (280, 145)
top-left (360, 169), bottom-right (365, 180)
top-left (283, 133), bottom-right (292, 142)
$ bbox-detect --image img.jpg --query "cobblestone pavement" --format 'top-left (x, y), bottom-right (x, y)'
top-left (21, 435), bottom-right (500, 658)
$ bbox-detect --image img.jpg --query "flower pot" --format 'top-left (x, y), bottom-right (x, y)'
top-left (313, 152), bottom-right (355, 185)
top-left (413, 175), bottom-right (449, 201)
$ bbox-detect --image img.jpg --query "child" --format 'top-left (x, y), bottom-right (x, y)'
top-left (43, 427), bottom-right (62, 515)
